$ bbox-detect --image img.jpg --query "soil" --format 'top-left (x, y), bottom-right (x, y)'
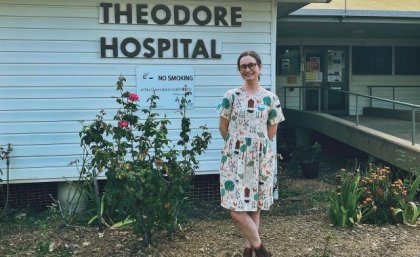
top-left (1, 177), bottom-right (419, 257)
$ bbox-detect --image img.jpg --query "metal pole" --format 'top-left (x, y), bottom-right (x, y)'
top-left (283, 87), bottom-right (287, 108)
top-left (318, 87), bottom-right (321, 113)
top-left (299, 87), bottom-right (302, 110)
top-left (412, 108), bottom-right (416, 145)
top-left (393, 87), bottom-right (396, 109)
top-left (356, 95), bottom-right (359, 126)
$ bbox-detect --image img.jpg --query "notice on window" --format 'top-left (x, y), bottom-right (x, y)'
top-left (305, 71), bottom-right (323, 82)
top-left (307, 57), bottom-right (321, 72)
top-left (327, 50), bottom-right (343, 82)
top-left (136, 66), bottom-right (195, 109)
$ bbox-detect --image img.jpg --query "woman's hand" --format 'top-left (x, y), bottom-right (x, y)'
top-left (219, 117), bottom-right (229, 140)
top-left (267, 123), bottom-right (278, 141)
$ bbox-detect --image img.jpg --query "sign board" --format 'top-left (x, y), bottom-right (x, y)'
top-left (136, 66), bottom-right (194, 109)
top-left (305, 71), bottom-right (322, 82)
top-left (327, 50), bottom-right (343, 82)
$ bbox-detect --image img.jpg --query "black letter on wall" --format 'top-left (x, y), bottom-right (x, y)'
top-left (115, 4), bottom-right (132, 24)
top-left (172, 39), bottom-right (179, 58)
top-left (192, 39), bottom-right (209, 58)
top-left (231, 7), bottom-right (242, 26)
top-left (193, 6), bottom-right (212, 26)
top-left (136, 4), bottom-right (148, 24)
top-left (214, 7), bottom-right (228, 26)
top-left (174, 5), bottom-right (190, 25)
top-left (211, 39), bottom-right (221, 58)
top-left (100, 3), bottom-right (113, 23)
top-left (121, 37), bottom-right (141, 58)
top-left (157, 38), bottom-right (171, 57)
top-left (101, 37), bottom-right (118, 58)
top-left (180, 39), bottom-right (192, 58)
top-left (151, 4), bottom-right (171, 25)
top-left (143, 38), bottom-right (155, 58)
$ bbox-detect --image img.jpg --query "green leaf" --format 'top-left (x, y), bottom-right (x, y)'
top-left (111, 217), bottom-right (135, 229)
top-left (408, 176), bottom-right (420, 202)
top-left (88, 215), bottom-right (98, 225)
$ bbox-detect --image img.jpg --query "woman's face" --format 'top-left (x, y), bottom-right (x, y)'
top-left (239, 55), bottom-right (261, 82)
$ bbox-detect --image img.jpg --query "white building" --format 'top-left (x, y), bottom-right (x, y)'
top-left (0, 0), bottom-right (329, 187)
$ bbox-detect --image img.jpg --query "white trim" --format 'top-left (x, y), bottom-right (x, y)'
top-left (271, 0), bottom-right (278, 94)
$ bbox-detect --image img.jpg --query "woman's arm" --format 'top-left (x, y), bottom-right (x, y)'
top-left (219, 117), bottom-right (229, 140)
top-left (267, 123), bottom-right (278, 141)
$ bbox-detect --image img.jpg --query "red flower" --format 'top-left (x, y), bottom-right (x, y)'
top-left (119, 120), bottom-right (129, 128)
top-left (128, 93), bottom-right (139, 101)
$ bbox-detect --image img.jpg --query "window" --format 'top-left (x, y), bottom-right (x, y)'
top-left (395, 47), bottom-right (420, 75)
top-left (352, 46), bottom-right (392, 75)
top-left (277, 46), bottom-right (300, 75)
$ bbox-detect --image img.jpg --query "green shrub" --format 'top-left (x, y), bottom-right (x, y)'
top-left (78, 76), bottom-right (211, 245)
top-left (331, 163), bottom-right (420, 227)
top-left (359, 164), bottom-right (411, 224)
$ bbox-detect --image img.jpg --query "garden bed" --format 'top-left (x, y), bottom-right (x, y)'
top-left (1, 147), bottom-right (419, 257)
top-left (1, 176), bottom-right (419, 257)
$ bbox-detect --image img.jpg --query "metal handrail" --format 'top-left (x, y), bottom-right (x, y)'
top-left (367, 85), bottom-right (420, 109)
top-left (281, 86), bottom-right (420, 145)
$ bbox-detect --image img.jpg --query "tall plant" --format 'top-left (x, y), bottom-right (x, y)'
top-left (161, 90), bottom-right (211, 239)
top-left (329, 171), bottom-right (366, 227)
top-left (78, 76), bottom-right (211, 245)
top-left (391, 176), bottom-right (420, 227)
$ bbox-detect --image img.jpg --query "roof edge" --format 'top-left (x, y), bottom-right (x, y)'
top-left (290, 9), bottom-right (420, 18)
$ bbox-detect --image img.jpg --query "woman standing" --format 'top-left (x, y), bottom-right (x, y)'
top-left (217, 51), bottom-right (285, 257)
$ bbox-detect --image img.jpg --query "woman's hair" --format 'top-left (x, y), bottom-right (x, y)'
top-left (236, 50), bottom-right (262, 71)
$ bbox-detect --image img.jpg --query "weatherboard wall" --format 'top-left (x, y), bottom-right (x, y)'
top-left (0, 0), bottom-right (278, 183)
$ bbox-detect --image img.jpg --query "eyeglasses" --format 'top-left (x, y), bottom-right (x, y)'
top-left (239, 62), bottom-right (258, 71)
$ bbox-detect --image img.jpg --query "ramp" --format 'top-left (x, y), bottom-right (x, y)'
top-left (283, 109), bottom-right (420, 171)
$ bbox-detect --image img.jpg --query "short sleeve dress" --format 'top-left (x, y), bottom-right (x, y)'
top-left (217, 86), bottom-right (285, 211)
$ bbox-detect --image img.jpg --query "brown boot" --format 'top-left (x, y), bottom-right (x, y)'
top-left (243, 247), bottom-right (253, 257)
top-left (254, 243), bottom-right (272, 257)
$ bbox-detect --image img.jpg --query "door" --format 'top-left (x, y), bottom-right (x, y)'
top-left (303, 47), bottom-right (348, 115)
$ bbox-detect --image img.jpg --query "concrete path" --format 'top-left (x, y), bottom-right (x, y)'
top-left (339, 116), bottom-right (420, 145)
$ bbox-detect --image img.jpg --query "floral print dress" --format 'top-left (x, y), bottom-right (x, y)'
top-left (217, 87), bottom-right (285, 211)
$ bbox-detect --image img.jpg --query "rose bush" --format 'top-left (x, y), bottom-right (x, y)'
top-left (78, 76), bottom-right (211, 245)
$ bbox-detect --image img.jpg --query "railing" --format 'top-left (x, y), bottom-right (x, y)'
top-left (367, 85), bottom-right (420, 109)
top-left (281, 86), bottom-right (420, 145)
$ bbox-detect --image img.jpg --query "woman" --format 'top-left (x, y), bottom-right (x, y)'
top-left (217, 50), bottom-right (285, 257)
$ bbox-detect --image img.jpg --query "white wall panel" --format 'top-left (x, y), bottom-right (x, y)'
top-left (0, 118), bottom-right (221, 134)
top-left (0, 148), bottom-right (223, 168)
top-left (0, 75), bottom-right (271, 87)
top-left (3, 160), bottom-right (221, 183)
top-left (0, 63), bottom-right (271, 76)
top-left (0, 128), bottom-right (221, 145)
